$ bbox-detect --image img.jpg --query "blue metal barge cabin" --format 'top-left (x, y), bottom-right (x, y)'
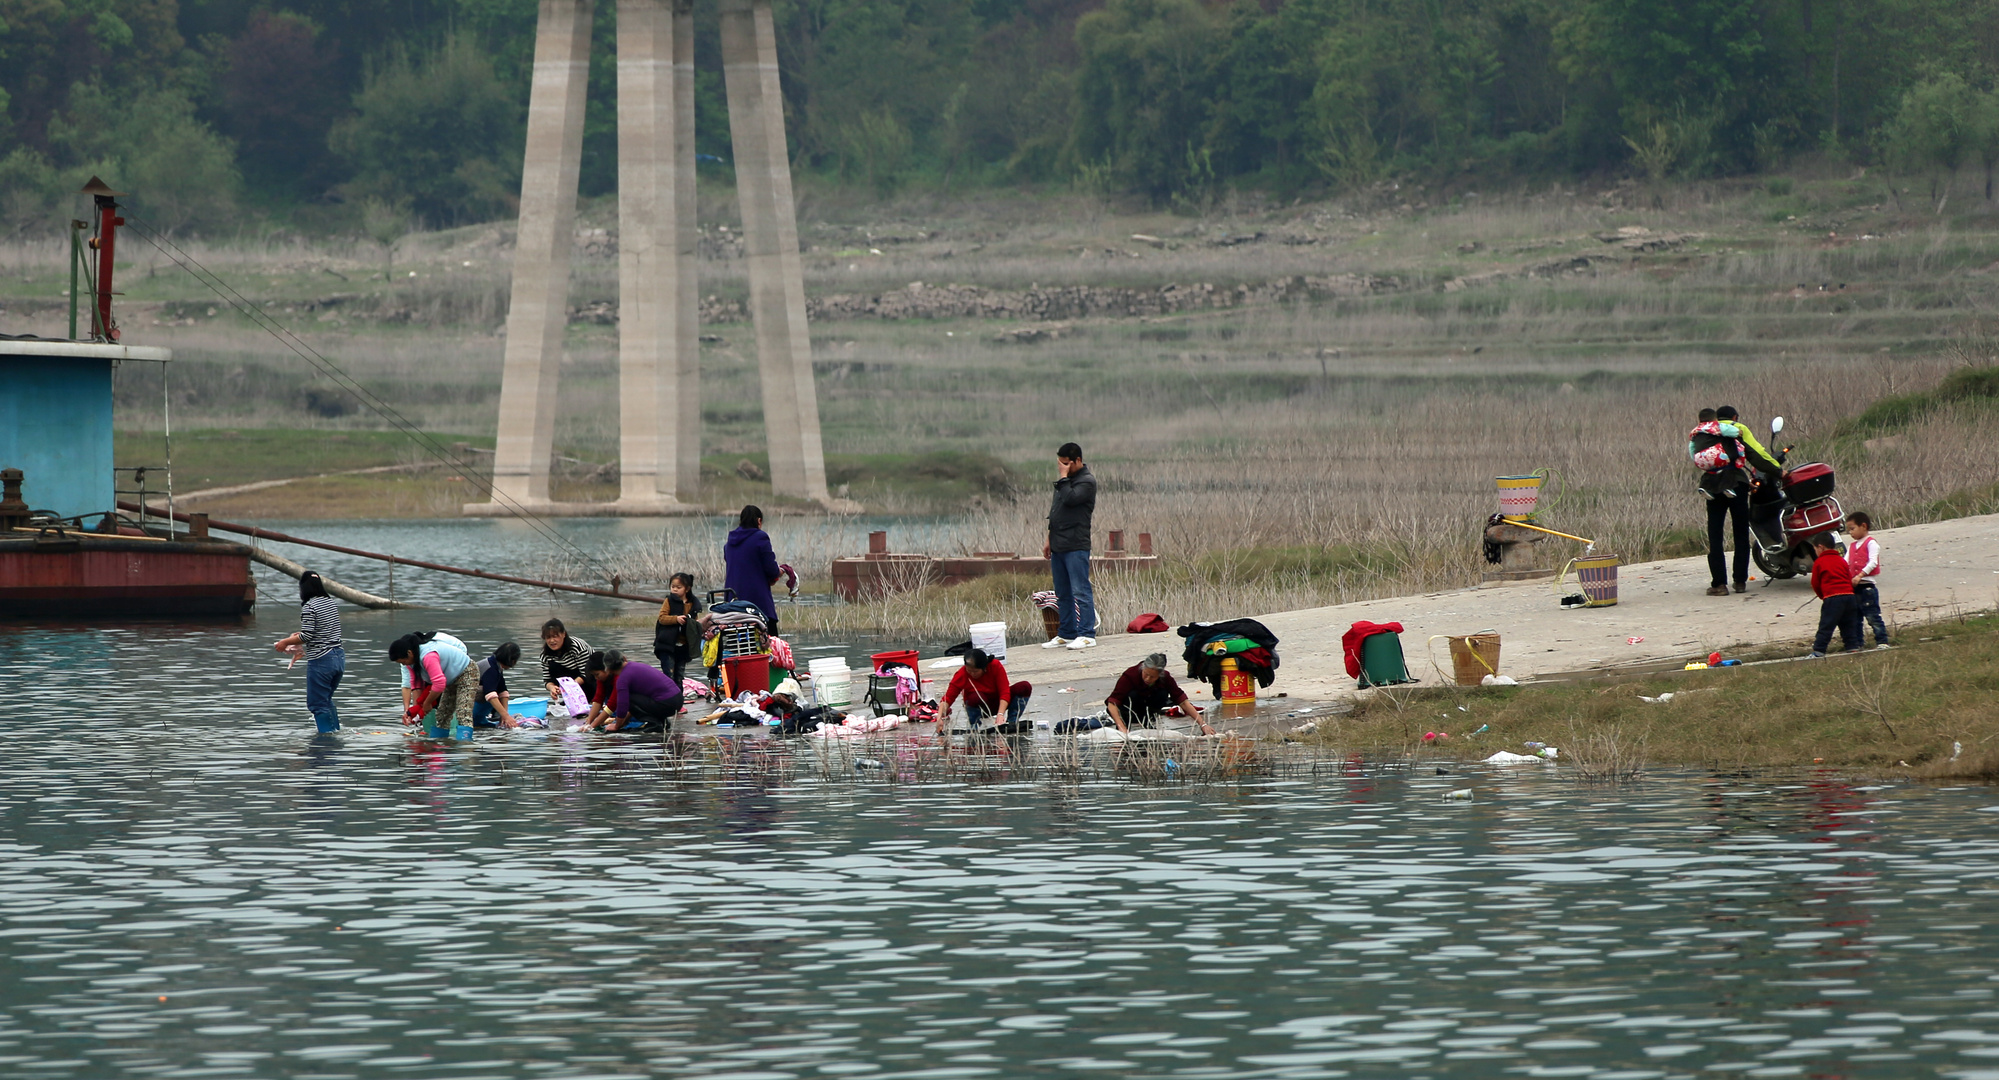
top-left (0, 180), bottom-right (255, 619)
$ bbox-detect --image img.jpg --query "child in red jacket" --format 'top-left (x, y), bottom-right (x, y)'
top-left (1808, 532), bottom-right (1863, 658)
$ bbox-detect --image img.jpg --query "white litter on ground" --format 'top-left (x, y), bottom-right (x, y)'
top-left (1484, 749), bottom-right (1558, 765)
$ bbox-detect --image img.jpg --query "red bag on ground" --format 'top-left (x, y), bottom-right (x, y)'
top-left (1127, 613), bottom-right (1170, 634)
top-left (1342, 621), bottom-right (1405, 678)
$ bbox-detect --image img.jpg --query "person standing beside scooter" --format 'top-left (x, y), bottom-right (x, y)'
top-left (1698, 406), bottom-right (1784, 596)
top-left (1042, 443), bottom-right (1098, 650)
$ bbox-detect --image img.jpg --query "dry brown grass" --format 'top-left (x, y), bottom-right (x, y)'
top-left (10, 177), bottom-right (1999, 633)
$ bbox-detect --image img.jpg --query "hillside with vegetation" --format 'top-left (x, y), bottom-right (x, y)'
top-left (5, 0), bottom-right (1999, 233)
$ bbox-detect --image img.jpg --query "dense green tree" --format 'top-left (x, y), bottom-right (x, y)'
top-left (8, 0), bottom-right (1999, 225)
top-left (1070, 0), bottom-right (1223, 199)
top-left (218, 11), bottom-right (343, 197)
top-left (49, 81), bottom-right (240, 231)
top-left (327, 35), bottom-right (523, 226)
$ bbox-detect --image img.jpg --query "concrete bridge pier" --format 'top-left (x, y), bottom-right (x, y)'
top-left (611, 0), bottom-right (696, 513)
top-left (482, 0), bottom-right (592, 513)
top-left (471, 0), bottom-right (853, 517)
top-left (720, 0), bottom-right (843, 508)
top-left (670, 0), bottom-right (703, 501)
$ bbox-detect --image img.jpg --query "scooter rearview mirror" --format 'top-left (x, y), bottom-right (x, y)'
top-left (1770, 416), bottom-right (1785, 435)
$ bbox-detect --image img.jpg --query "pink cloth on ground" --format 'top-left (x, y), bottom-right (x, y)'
top-left (809, 715), bottom-right (907, 736)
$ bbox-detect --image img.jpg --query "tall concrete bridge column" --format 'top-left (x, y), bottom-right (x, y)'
top-left (720, 0), bottom-right (832, 504)
top-left (613, 0), bottom-right (691, 511)
top-left (483, 0), bottom-right (593, 509)
top-left (671, 0), bottom-right (703, 500)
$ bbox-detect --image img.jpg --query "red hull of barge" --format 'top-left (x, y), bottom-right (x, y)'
top-left (0, 534), bottom-right (256, 618)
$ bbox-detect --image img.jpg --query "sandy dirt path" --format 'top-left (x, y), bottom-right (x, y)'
top-left (995, 513), bottom-right (1999, 712)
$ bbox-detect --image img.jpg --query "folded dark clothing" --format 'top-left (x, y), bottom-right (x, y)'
top-left (1177, 619), bottom-right (1281, 680)
top-left (1053, 716), bottom-right (1106, 733)
top-left (778, 706), bottom-right (844, 735)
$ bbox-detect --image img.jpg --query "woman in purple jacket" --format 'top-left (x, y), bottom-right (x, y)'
top-left (586, 650), bottom-right (682, 734)
top-left (723, 504), bottom-right (783, 631)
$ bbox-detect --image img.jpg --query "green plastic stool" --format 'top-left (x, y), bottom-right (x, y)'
top-left (1357, 632), bottom-right (1412, 688)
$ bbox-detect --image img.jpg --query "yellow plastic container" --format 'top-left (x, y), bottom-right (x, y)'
top-left (1220, 658), bottom-right (1256, 705)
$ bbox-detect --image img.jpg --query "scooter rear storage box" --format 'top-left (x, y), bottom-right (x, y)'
top-left (1784, 462), bottom-right (1835, 503)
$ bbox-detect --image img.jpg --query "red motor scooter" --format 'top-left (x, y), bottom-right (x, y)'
top-left (1747, 415), bottom-right (1843, 580)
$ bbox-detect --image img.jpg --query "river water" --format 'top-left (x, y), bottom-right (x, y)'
top-left (4, 521), bottom-right (1999, 1079)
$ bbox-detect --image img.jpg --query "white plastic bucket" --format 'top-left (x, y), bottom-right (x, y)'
top-left (970, 621), bottom-right (1008, 659)
top-left (814, 671), bottom-right (852, 707)
top-left (807, 658), bottom-right (852, 707)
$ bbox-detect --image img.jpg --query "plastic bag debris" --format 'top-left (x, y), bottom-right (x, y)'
top-left (1480, 674), bottom-right (1518, 686)
top-left (1484, 747), bottom-right (1558, 764)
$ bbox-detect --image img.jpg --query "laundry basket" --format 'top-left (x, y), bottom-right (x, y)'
top-left (1446, 633), bottom-right (1502, 686)
top-left (1559, 553), bottom-right (1621, 607)
top-left (1495, 473), bottom-right (1546, 520)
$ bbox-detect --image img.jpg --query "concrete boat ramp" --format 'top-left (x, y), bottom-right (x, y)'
top-left (1000, 513), bottom-right (1999, 717)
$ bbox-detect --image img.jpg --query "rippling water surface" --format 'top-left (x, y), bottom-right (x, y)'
top-left (5, 522), bottom-right (1999, 1079)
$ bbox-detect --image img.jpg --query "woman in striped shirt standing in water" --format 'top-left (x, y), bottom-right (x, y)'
top-left (273, 572), bottom-right (345, 733)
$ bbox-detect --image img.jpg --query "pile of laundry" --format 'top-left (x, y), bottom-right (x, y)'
top-left (807, 715), bottom-right (909, 738)
top-left (1176, 618), bottom-right (1281, 696)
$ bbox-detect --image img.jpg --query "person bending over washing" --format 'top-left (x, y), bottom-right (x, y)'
top-left (940, 649), bottom-right (1027, 731)
top-left (539, 618), bottom-right (595, 703)
top-left (474, 641), bottom-right (521, 729)
top-left (1106, 653), bottom-right (1214, 736)
top-left (587, 650), bottom-right (682, 734)
top-left (391, 632), bottom-right (476, 732)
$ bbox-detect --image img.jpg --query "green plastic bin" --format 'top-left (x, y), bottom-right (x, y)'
top-left (1357, 631), bottom-right (1412, 688)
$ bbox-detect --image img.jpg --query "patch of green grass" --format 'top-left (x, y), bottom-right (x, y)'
top-left (698, 450), bottom-right (1021, 512)
top-left (115, 428), bottom-right (495, 490)
top-left (1827, 362), bottom-right (1999, 440)
top-left (1311, 613), bottom-right (1999, 774)
top-left (1193, 544), bottom-right (1405, 582)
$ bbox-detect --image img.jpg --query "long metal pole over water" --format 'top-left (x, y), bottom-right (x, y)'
top-left (116, 501), bottom-right (664, 605)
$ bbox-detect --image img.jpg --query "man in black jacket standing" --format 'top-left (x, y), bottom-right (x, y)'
top-left (1042, 442), bottom-right (1099, 650)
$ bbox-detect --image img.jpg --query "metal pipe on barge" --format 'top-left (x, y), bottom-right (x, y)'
top-left (119, 502), bottom-right (664, 605)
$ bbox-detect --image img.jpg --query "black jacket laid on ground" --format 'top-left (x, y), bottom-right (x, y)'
top-left (1047, 465), bottom-right (1097, 554)
top-left (1176, 618), bottom-right (1282, 696)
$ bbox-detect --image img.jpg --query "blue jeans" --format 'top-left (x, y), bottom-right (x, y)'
top-left (1050, 549), bottom-right (1096, 640)
top-left (965, 696), bottom-right (1029, 729)
top-left (1813, 595), bottom-right (1862, 654)
top-left (1854, 581), bottom-right (1888, 644)
top-left (306, 647), bottom-right (345, 733)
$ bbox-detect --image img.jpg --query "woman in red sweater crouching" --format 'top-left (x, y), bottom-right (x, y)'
top-left (940, 649), bottom-right (1031, 733)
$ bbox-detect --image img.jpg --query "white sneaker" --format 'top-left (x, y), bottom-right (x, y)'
top-left (1042, 637), bottom-right (1072, 649)
top-left (1067, 636), bottom-right (1097, 650)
